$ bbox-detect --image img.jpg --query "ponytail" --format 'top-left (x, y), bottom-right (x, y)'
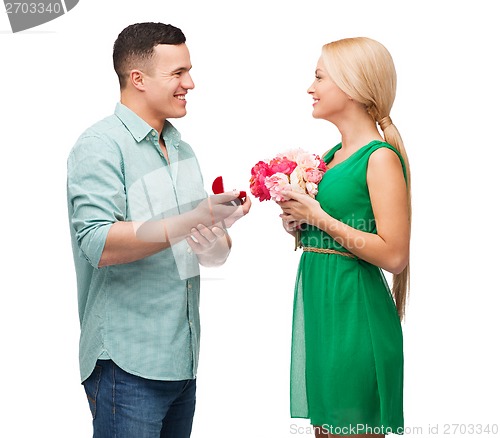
top-left (378, 116), bottom-right (411, 321)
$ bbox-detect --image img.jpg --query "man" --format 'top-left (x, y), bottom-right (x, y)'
top-left (67, 22), bottom-right (251, 437)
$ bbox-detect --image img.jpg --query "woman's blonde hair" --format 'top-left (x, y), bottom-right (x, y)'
top-left (322, 37), bottom-right (411, 320)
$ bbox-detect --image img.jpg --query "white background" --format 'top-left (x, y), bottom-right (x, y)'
top-left (1, 0), bottom-right (499, 436)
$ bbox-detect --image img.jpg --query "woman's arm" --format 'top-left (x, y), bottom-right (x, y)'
top-left (279, 148), bottom-right (409, 274)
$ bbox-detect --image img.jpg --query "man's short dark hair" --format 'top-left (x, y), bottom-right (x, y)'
top-left (113, 22), bottom-right (186, 89)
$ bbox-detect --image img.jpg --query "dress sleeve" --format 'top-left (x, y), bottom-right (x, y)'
top-left (67, 135), bottom-right (125, 268)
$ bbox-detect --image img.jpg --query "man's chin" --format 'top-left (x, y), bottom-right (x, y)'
top-left (166, 109), bottom-right (188, 119)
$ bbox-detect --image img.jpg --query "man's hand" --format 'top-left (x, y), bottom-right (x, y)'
top-left (186, 224), bottom-right (232, 267)
top-left (187, 225), bottom-right (227, 254)
top-left (187, 191), bottom-right (251, 267)
top-left (195, 190), bottom-right (252, 229)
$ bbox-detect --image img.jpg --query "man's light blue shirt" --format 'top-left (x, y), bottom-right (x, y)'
top-left (67, 103), bottom-right (206, 382)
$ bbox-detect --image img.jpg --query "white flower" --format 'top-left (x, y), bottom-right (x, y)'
top-left (290, 167), bottom-right (307, 194)
top-left (306, 182), bottom-right (318, 197)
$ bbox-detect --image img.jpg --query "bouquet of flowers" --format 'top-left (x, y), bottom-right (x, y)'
top-left (249, 148), bottom-right (327, 202)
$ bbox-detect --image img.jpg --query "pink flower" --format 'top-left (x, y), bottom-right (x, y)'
top-left (268, 157), bottom-right (297, 175)
top-left (317, 157), bottom-right (327, 172)
top-left (251, 160), bottom-right (272, 178)
top-left (250, 161), bottom-right (272, 201)
top-left (305, 168), bottom-right (324, 184)
top-left (265, 173), bottom-right (292, 202)
top-left (294, 150), bottom-right (318, 170)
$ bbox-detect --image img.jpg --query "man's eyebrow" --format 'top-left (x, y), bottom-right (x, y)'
top-left (170, 66), bottom-right (192, 73)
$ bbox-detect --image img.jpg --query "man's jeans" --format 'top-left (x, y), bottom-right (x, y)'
top-left (83, 360), bottom-right (196, 438)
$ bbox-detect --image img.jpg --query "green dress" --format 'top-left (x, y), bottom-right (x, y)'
top-left (290, 140), bottom-right (405, 434)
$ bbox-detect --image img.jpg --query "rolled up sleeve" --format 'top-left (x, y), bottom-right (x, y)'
top-left (67, 135), bottom-right (126, 268)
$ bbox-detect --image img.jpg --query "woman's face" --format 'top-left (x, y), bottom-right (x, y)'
top-left (307, 56), bottom-right (351, 121)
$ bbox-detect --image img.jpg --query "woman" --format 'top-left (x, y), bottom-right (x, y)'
top-left (279, 37), bottom-right (411, 437)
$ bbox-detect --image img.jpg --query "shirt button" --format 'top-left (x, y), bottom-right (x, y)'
top-left (187, 247), bottom-right (192, 254)
top-left (152, 131), bottom-right (156, 136)
top-left (187, 283), bottom-right (192, 289)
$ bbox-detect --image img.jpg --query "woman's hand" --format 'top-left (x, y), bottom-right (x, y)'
top-left (280, 216), bottom-right (300, 234)
top-left (277, 191), bottom-right (324, 229)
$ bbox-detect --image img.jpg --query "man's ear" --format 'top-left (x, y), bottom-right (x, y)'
top-left (129, 70), bottom-right (146, 91)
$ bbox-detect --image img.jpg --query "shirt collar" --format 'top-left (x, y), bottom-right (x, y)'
top-left (161, 120), bottom-right (181, 150)
top-left (114, 103), bottom-right (181, 149)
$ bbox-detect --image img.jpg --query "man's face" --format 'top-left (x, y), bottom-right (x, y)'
top-left (142, 43), bottom-right (194, 120)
